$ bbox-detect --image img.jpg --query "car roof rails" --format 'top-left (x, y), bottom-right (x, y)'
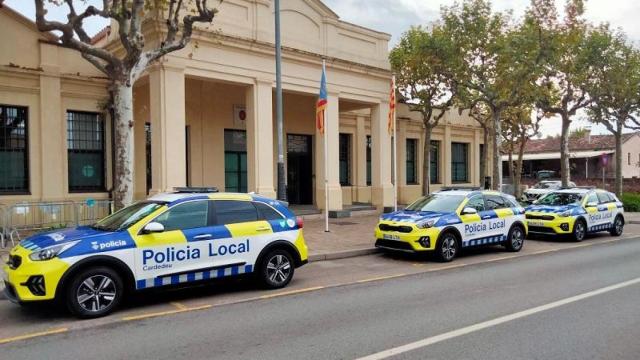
top-left (439, 186), bottom-right (482, 191)
top-left (173, 187), bottom-right (219, 193)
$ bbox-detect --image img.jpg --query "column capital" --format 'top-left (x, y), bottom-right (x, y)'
top-left (255, 77), bottom-right (272, 85)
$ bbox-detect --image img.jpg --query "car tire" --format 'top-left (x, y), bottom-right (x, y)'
top-left (258, 249), bottom-right (295, 289)
top-left (504, 225), bottom-right (525, 252)
top-left (572, 219), bottom-right (587, 242)
top-left (435, 232), bottom-right (459, 263)
top-left (65, 266), bottom-right (123, 319)
top-left (610, 216), bottom-right (624, 236)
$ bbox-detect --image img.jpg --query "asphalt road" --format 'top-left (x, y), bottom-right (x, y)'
top-left (2, 234), bottom-right (640, 359)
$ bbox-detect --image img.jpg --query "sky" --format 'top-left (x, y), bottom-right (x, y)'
top-left (5, 0), bottom-right (640, 138)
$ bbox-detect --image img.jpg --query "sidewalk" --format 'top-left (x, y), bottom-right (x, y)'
top-left (302, 214), bottom-right (379, 261)
top-left (626, 212), bottom-right (640, 224)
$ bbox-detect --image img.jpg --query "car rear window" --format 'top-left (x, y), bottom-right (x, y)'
top-left (214, 200), bottom-right (258, 224)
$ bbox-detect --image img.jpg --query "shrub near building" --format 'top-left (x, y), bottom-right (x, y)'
top-left (620, 193), bottom-right (640, 212)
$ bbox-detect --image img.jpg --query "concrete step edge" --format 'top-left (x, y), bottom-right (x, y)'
top-left (308, 248), bottom-right (379, 262)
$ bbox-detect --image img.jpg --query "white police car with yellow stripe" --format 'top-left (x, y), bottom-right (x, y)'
top-left (375, 189), bottom-right (527, 262)
top-left (3, 188), bottom-right (308, 318)
top-left (525, 188), bottom-right (625, 241)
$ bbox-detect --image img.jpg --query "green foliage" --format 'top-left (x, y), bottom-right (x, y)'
top-left (620, 193), bottom-right (640, 212)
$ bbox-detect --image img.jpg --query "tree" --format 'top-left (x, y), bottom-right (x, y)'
top-left (390, 25), bottom-right (456, 195)
top-left (442, 0), bottom-right (543, 191)
top-left (466, 102), bottom-right (492, 188)
top-left (32, 0), bottom-right (218, 209)
top-left (502, 105), bottom-right (542, 198)
top-left (586, 25), bottom-right (640, 196)
top-left (531, 0), bottom-right (593, 187)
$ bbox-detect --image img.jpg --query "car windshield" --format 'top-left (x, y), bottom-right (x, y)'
top-left (405, 194), bottom-right (465, 213)
top-left (92, 201), bottom-right (165, 231)
top-left (533, 182), bottom-right (557, 189)
top-left (535, 192), bottom-right (583, 206)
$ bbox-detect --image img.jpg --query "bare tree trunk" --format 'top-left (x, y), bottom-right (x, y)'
top-left (514, 137), bottom-right (526, 199)
top-left (560, 113), bottom-right (571, 187)
top-left (492, 108), bottom-right (502, 191)
top-left (423, 126), bottom-right (432, 196)
top-left (614, 121), bottom-right (623, 196)
top-left (112, 83), bottom-right (135, 209)
top-left (481, 125), bottom-right (489, 189)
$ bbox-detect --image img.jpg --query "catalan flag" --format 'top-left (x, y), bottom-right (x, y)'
top-left (388, 76), bottom-right (396, 135)
top-left (316, 62), bottom-right (327, 135)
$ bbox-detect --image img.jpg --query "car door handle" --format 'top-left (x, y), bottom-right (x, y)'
top-left (481, 215), bottom-right (491, 219)
top-left (193, 234), bottom-right (213, 240)
top-left (256, 226), bottom-right (271, 232)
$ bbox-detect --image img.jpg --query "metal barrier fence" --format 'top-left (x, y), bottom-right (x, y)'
top-left (0, 200), bottom-right (114, 248)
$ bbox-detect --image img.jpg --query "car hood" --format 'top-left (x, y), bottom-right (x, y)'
top-left (525, 203), bottom-right (581, 214)
top-left (380, 210), bottom-right (446, 223)
top-left (525, 189), bottom-right (552, 195)
top-left (19, 226), bottom-right (117, 251)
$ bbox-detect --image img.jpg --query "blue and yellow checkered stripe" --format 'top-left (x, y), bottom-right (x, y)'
top-left (463, 234), bottom-right (507, 247)
top-left (589, 223), bottom-right (612, 232)
top-left (136, 264), bottom-right (253, 289)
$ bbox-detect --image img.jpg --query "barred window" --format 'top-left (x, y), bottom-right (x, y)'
top-left (451, 142), bottom-right (469, 183)
top-left (339, 133), bottom-right (352, 186)
top-left (67, 111), bottom-right (105, 192)
top-left (430, 140), bottom-right (440, 184)
top-left (366, 135), bottom-right (372, 186)
top-left (406, 139), bottom-right (418, 184)
top-left (0, 105), bottom-right (29, 194)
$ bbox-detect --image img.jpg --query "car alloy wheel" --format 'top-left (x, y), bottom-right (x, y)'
top-left (440, 235), bottom-right (457, 262)
top-left (266, 254), bottom-right (292, 286)
top-left (509, 227), bottom-right (524, 251)
top-left (613, 217), bottom-right (624, 236)
top-left (574, 221), bottom-right (586, 242)
top-left (76, 274), bottom-right (117, 313)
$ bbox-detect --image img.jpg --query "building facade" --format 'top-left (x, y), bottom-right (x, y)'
top-left (0, 0), bottom-right (489, 212)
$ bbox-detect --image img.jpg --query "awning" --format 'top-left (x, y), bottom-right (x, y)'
top-left (501, 150), bottom-right (614, 161)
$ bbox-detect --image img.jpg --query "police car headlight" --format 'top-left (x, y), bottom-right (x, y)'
top-left (417, 219), bottom-right (437, 229)
top-left (29, 241), bottom-right (79, 261)
top-left (558, 210), bottom-right (572, 217)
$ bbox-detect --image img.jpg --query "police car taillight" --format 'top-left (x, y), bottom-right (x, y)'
top-left (296, 216), bottom-right (304, 229)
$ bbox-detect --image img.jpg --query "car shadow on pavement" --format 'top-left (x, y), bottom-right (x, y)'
top-left (378, 245), bottom-right (514, 263)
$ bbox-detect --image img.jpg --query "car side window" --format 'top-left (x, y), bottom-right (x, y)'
top-left (214, 200), bottom-right (258, 224)
top-left (485, 195), bottom-right (507, 210)
top-left (254, 202), bottom-right (284, 220)
top-left (154, 200), bottom-right (209, 231)
top-left (585, 193), bottom-right (598, 205)
top-left (466, 195), bottom-right (485, 212)
top-left (502, 196), bottom-right (519, 208)
top-left (597, 192), bottom-right (611, 204)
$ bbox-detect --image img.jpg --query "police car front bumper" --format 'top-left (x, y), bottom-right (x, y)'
top-left (526, 215), bottom-right (575, 235)
top-left (374, 223), bottom-right (440, 253)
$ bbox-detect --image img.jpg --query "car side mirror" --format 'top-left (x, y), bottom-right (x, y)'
top-left (142, 222), bottom-right (165, 234)
top-left (461, 207), bottom-right (478, 215)
top-left (585, 202), bottom-right (598, 208)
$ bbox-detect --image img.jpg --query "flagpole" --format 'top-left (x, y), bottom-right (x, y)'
top-left (323, 60), bottom-right (329, 233)
top-left (392, 75), bottom-right (398, 212)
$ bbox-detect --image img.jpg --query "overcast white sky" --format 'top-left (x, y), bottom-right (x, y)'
top-left (5, 0), bottom-right (639, 137)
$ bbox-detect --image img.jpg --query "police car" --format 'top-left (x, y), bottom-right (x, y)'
top-left (525, 188), bottom-right (625, 241)
top-left (3, 188), bottom-right (308, 318)
top-left (375, 188), bottom-right (527, 262)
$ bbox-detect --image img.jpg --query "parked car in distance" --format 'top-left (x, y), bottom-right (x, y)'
top-left (536, 170), bottom-right (557, 180)
top-left (522, 180), bottom-right (576, 203)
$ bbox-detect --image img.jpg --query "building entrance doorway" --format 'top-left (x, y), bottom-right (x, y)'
top-left (287, 134), bottom-right (313, 204)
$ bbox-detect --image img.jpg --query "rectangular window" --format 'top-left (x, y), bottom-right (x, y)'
top-left (0, 105), bottom-right (29, 194)
top-left (339, 133), bottom-right (351, 186)
top-left (628, 153), bottom-right (631, 165)
top-left (406, 139), bottom-right (418, 184)
top-left (224, 130), bottom-right (247, 193)
top-left (451, 142), bottom-right (469, 183)
top-left (145, 122), bottom-right (151, 194)
top-left (67, 111), bottom-right (105, 192)
top-left (366, 135), bottom-right (371, 186)
top-left (430, 140), bottom-right (440, 184)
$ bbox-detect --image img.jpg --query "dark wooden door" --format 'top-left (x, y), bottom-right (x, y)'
top-left (287, 134), bottom-right (312, 204)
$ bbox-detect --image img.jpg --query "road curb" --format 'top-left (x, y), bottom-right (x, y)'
top-left (308, 248), bottom-right (379, 262)
top-left (629, 221), bottom-right (640, 225)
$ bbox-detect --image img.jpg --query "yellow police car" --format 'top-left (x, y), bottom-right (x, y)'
top-left (525, 188), bottom-right (625, 241)
top-left (375, 188), bottom-right (527, 262)
top-left (3, 188), bottom-right (308, 318)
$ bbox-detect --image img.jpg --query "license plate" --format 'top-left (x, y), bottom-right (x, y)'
top-left (528, 220), bottom-right (544, 226)
top-left (383, 234), bottom-right (401, 241)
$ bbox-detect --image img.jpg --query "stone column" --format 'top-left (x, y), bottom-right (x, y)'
top-left (246, 78), bottom-right (276, 198)
top-left (315, 91), bottom-right (342, 211)
top-left (148, 63), bottom-right (187, 193)
top-left (474, 128), bottom-right (482, 186)
top-left (354, 115), bottom-right (368, 203)
top-left (371, 101), bottom-right (393, 211)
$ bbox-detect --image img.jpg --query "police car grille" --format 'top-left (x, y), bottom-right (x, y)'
top-left (376, 239), bottom-right (413, 251)
top-left (526, 214), bottom-right (555, 220)
top-left (7, 255), bottom-right (21, 270)
top-left (379, 224), bottom-right (413, 233)
top-left (528, 226), bottom-right (556, 234)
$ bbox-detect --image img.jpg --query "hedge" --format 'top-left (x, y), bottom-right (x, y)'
top-left (621, 193), bottom-right (640, 212)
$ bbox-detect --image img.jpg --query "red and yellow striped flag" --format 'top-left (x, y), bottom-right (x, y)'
top-left (388, 76), bottom-right (396, 135)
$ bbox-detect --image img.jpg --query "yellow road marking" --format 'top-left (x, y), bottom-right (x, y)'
top-left (122, 304), bottom-right (212, 321)
top-left (258, 286), bottom-right (325, 299)
top-left (356, 274), bottom-right (407, 283)
top-left (0, 327), bottom-right (68, 345)
top-left (428, 263), bottom-right (469, 271)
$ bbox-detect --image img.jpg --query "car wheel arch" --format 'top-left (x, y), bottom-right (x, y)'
top-left (255, 240), bottom-right (302, 268)
top-left (56, 255), bottom-right (136, 300)
top-left (438, 226), bottom-right (462, 248)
